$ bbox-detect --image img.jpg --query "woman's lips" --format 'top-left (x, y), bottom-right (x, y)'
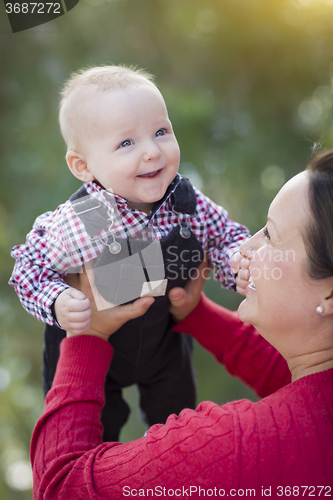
top-left (137, 169), bottom-right (162, 178)
top-left (245, 275), bottom-right (256, 295)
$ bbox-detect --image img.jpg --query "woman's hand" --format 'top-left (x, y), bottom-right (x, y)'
top-left (168, 257), bottom-right (210, 322)
top-left (66, 272), bottom-right (155, 341)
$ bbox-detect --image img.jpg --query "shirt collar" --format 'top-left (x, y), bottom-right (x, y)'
top-left (149, 174), bottom-right (180, 220)
top-left (84, 181), bottom-right (127, 205)
top-left (84, 174), bottom-right (181, 218)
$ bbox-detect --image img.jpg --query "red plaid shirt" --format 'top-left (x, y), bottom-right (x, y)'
top-left (9, 176), bottom-right (249, 326)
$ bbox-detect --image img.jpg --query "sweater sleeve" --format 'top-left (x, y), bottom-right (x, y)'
top-left (173, 294), bottom-right (291, 397)
top-left (30, 335), bottom-right (244, 499)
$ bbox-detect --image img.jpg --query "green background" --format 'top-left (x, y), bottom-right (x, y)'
top-left (1, 0), bottom-right (333, 496)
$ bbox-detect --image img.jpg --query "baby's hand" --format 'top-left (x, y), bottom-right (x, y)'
top-left (230, 250), bottom-right (242, 275)
top-left (235, 257), bottom-right (251, 296)
top-left (54, 288), bottom-right (91, 333)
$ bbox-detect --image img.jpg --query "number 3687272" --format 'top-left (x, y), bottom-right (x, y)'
top-left (5, 3), bottom-right (61, 14)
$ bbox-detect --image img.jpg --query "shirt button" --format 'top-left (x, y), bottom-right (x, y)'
top-left (41, 311), bottom-right (47, 318)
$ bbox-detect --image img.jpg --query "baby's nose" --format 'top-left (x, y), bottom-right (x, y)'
top-left (142, 140), bottom-right (161, 161)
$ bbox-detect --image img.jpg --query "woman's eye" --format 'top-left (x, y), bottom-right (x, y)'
top-left (263, 226), bottom-right (271, 240)
top-left (119, 139), bottom-right (132, 148)
top-left (155, 129), bottom-right (166, 137)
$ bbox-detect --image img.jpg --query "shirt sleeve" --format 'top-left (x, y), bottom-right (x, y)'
top-left (194, 186), bottom-right (250, 289)
top-left (173, 294), bottom-right (291, 397)
top-left (9, 208), bottom-right (73, 326)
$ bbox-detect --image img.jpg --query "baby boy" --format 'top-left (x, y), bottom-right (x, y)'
top-left (10, 65), bottom-right (249, 441)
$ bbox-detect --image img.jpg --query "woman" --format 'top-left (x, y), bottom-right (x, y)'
top-left (30, 151), bottom-right (333, 499)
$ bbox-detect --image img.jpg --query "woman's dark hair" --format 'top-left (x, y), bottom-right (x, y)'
top-left (305, 148), bottom-right (333, 280)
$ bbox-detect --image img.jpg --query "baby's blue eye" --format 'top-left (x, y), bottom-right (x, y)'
top-left (119, 139), bottom-right (132, 148)
top-left (155, 129), bottom-right (166, 137)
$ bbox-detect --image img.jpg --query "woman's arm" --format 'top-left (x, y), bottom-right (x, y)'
top-left (30, 270), bottom-right (289, 499)
top-left (30, 333), bottom-right (251, 500)
top-left (173, 293), bottom-right (291, 397)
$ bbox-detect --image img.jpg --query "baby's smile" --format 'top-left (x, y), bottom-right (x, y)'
top-left (137, 168), bottom-right (163, 178)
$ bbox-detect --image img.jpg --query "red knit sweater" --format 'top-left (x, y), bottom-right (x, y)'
top-left (31, 295), bottom-right (333, 499)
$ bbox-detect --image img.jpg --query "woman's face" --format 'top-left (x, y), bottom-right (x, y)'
top-left (238, 171), bottom-right (321, 354)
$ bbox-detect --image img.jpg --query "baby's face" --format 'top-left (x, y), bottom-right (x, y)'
top-left (83, 83), bottom-right (180, 212)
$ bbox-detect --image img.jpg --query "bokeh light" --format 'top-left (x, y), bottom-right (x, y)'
top-left (0, 368), bottom-right (10, 393)
top-left (5, 461), bottom-right (33, 491)
top-left (261, 166), bottom-right (286, 191)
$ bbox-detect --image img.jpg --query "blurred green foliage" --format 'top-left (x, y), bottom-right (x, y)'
top-left (1, 0), bottom-right (333, 496)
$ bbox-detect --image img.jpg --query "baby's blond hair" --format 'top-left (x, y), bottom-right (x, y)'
top-left (59, 65), bottom-right (155, 151)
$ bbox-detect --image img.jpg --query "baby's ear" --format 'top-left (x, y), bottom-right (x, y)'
top-left (66, 151), bottom-right (94, 182)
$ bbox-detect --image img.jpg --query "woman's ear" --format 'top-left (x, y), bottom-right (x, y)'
top-left (66, 151), bottom-right (94, 182)
top-left (322, 280), bottom-right (333, 316)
